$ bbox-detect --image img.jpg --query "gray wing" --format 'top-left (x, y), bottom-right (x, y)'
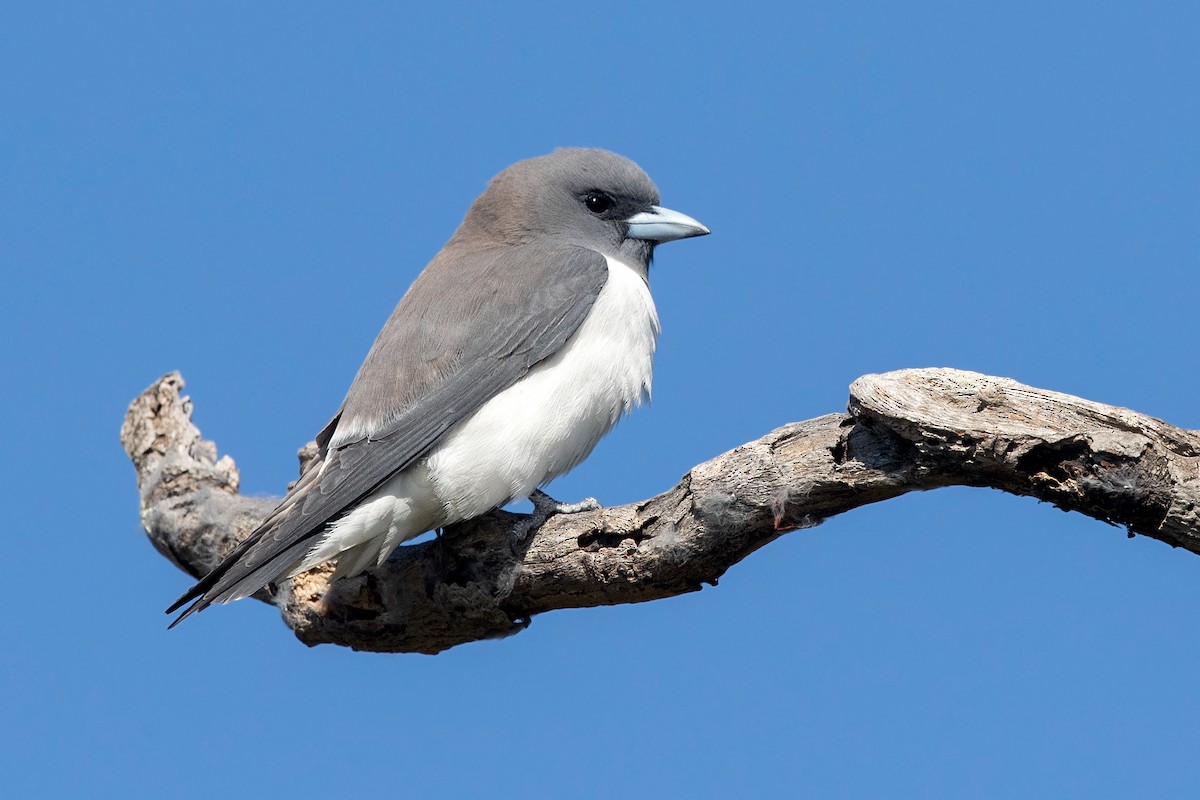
top-left (168, 244), bottom-right (608, 623)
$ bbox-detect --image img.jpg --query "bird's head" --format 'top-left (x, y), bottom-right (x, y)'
top-left (452, 148), bottom-right (709, 268)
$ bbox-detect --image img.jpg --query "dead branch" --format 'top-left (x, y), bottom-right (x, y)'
top-left (121, 368), bottom-right (1200, 654)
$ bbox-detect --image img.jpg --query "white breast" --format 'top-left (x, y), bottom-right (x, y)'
top-left (424, 254), bottom-right (660, 520)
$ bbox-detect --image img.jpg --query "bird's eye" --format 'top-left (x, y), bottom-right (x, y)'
top-left (584, 193), bottom-right (614, 214)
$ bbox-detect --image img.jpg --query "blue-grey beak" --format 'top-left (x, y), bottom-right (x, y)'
top-left (625, 205), bottom-right (710, 243)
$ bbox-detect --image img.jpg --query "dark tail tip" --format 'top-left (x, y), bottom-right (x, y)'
top-left (166, 601), bottom-right (202, 629)
top-left (165, 589), bottom-right (213, 628)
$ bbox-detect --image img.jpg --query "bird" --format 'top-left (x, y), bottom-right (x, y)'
top-left (167, 147), bottom-right (709, 626)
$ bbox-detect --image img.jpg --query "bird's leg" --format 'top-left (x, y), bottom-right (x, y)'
top-left (510, 489), bottom-right (602, 549)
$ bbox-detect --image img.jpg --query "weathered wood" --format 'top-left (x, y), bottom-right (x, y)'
top-left (121, 368), bottom-right (1200, 654)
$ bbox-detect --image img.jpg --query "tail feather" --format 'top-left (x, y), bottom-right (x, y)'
top-left (166, 448), bottom-right (332, 626)
top-left (165, 403), bottom-right (433, 627)
top-left (165, 522), bottom-right (287, 627)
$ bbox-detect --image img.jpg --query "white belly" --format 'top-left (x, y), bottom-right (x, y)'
top-left (300, 254), bottom-right (659, 579)
top-left (424, 254), bottom-right (660, 519)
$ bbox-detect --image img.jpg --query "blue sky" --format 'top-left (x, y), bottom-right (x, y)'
top-left (3, 3), bottom-right (1199, 797)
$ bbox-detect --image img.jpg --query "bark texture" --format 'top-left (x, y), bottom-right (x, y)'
top-left (121, 368), bottom-right (1200, 654)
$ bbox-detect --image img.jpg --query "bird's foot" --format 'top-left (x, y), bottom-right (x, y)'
top-left (510, 489), bottom-right (602, 551)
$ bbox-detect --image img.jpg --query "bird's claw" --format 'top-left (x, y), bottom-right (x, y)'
top-left (509, 489), bottom-right (602, 553)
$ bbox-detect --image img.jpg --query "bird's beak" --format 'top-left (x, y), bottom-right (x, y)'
top-left (625, 205), bottom-right (710, 242)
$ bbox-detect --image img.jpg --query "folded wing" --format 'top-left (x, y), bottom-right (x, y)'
top-left (167, 244), bottom-right (608, 624)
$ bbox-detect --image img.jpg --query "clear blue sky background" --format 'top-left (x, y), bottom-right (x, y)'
top-left (3, 3), bottom-right (1199, 798)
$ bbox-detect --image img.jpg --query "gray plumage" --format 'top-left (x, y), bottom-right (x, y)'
top-left (168, 148), bottom-right (708, 626)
